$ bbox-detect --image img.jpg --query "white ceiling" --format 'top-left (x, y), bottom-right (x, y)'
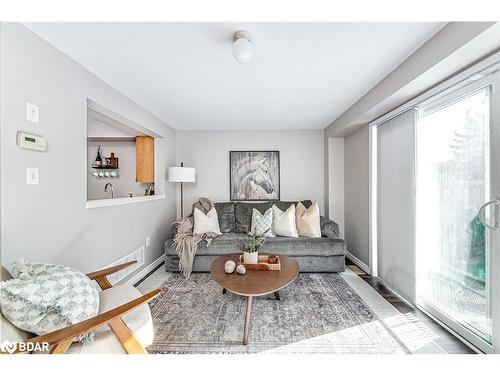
top-left (26, 22), bottom-right (445, 130)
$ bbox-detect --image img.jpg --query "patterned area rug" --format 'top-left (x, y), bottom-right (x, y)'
top-left (146, 271), bottom-right (444, 354)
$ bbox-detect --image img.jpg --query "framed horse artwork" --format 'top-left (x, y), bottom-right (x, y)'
top-left (230, 151), bottom-right (280, 201)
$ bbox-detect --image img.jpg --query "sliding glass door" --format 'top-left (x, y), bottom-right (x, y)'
top-left (415, 75), bottom-right (499, 352)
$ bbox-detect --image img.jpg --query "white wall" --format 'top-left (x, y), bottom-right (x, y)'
top-left (325, 22), bottom-right (498, 136)
top-left (344, 125), bottom-right (370, 266)
top-left (328, 138), bottom-right (345, 238)
top-left (0, 23), bottom-right (177, 276)
top-left (175, 130), bottom-right (325, 215)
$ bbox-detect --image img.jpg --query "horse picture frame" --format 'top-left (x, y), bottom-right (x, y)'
top-left (230, 151), bottom-right (280, 201)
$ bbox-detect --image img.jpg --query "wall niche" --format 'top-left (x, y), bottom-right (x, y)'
top-left (87, 103), bottom-right (156, 202)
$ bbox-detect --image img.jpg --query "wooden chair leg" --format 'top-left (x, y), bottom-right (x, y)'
top-left (49, 338), bottom-right (73, 354)
top-left (108, 318), bottom-right (148, 354)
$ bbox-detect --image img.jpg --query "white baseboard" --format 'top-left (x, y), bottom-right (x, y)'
top-left (346, 251), bottom-right (370, 274)
top-left (123, 254), bottom-right (165, 286)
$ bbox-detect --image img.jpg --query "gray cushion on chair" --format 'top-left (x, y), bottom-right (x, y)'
top-left (214, 202), bottom-right (235, 233)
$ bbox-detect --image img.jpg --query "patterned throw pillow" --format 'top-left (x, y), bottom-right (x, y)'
top-left (249, 208), bottom-right (275, 237)
top-left (0, 261), bottom-right (100, 343)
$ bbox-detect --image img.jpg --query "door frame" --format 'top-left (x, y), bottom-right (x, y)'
top-left (369, 52), bottom-right (500, 353)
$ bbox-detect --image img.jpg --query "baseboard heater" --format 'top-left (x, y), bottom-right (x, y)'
top-left (102, 246), bottom-right (145, 285)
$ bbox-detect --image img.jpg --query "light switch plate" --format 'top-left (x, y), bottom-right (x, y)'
top-left (26, 167), bottom-right (39, 185)
top-left (26, 103), bottom-right (39, 123)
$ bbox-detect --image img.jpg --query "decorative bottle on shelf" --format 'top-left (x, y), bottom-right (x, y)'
top-left (94, 145), bottom-right (103, 166)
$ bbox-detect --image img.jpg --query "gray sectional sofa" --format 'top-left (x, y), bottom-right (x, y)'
top-left (164, 200), bottom-right (346, 273)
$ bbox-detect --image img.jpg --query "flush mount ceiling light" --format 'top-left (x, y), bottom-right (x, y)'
top-left (233, 31), bottom-right (252, 63)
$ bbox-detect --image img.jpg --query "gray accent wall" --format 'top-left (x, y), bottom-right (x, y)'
top-left (175, 130), bottom-right (325, 215)
top-left (344, 125), bottom-right (369, 266)
top-left (0, 24), bottom-right (177, 275)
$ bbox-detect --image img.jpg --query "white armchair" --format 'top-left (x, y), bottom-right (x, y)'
top-left (0, 262), bottom-right (159, 354)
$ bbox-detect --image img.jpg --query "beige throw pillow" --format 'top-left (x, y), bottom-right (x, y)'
top-left (296, 201), bottom-right (321, 238)
top-left (193, 207), bottom-right (222, 235)
top-left (272, 204), bottom-right (298, 237)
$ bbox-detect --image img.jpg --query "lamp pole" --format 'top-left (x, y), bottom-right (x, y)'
top-left (180, 162), bottom-right (184, 218)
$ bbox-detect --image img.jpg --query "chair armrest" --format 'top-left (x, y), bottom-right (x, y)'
top-left (27, 288), bottom-right (160, 354)
top-left (320, 216), bottom-right (339, 238)
top-left (86, 261), bottom-right (137, 290)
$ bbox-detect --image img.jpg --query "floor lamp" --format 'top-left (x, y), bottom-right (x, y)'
top-left (168, 162), bottom-right (196, 218)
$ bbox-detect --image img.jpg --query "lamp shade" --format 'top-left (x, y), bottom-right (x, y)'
top-left (168, 166), bottom-right (196, 183)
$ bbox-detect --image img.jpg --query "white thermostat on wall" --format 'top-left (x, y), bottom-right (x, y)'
top-left (17, 132), bottom-right (47, 152)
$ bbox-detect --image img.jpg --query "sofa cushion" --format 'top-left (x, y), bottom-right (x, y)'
top-left (296, 202), bottom-right (321, 238)
top-left (249, 208), bottom-right (275, 237)
top-left (234, 202), bottom-right (272, 233)
top-left (234, 200), bottom-right (313, 233)
top-left (166, 233), bottom-right (345, 257)
top-left (272, 204), bottom-right (299, 237)
top-left (193, 207), bottom-right (222, 235)
top-left (214, 202), bottom-right (236, 233)
top-left (273, 200), bottom-right (312, 212)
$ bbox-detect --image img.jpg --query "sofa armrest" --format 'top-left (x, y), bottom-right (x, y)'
top-left (320, 216), bottom-right (339, 238)
top-left (170, 222), bottom-right (180, 239)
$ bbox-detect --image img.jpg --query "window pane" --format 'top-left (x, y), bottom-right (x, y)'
top-left (416, 87), bottom-right (491, 340)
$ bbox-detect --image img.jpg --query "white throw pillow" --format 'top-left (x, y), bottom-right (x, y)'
top-left (249, 208), bottom-right (275, 237)
top-left (193, 207), bottom-right (222, 235)
top-left (0, 261), bottom-right (100, 343)
top-left (296, 201), bottom-right (321, 238)
top-left (272, 204), bottom-right (299, 237)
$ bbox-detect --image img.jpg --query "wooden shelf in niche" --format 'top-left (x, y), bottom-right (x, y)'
top-left (136, 136), bottom-right (154, 183)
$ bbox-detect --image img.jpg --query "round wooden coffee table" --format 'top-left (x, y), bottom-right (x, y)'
top-left (210, 253), bottom-right (299, 345)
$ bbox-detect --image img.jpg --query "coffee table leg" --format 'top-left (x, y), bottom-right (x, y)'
top-left (274, 291), bottom-right (280, 300)
top-left (222, 288), bottom-right (226, 295)
top-left (243, 296), bottom-right (253, 345)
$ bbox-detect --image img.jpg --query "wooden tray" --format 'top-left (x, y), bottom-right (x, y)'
top-left (238, 255), bottom-right (281, 271)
